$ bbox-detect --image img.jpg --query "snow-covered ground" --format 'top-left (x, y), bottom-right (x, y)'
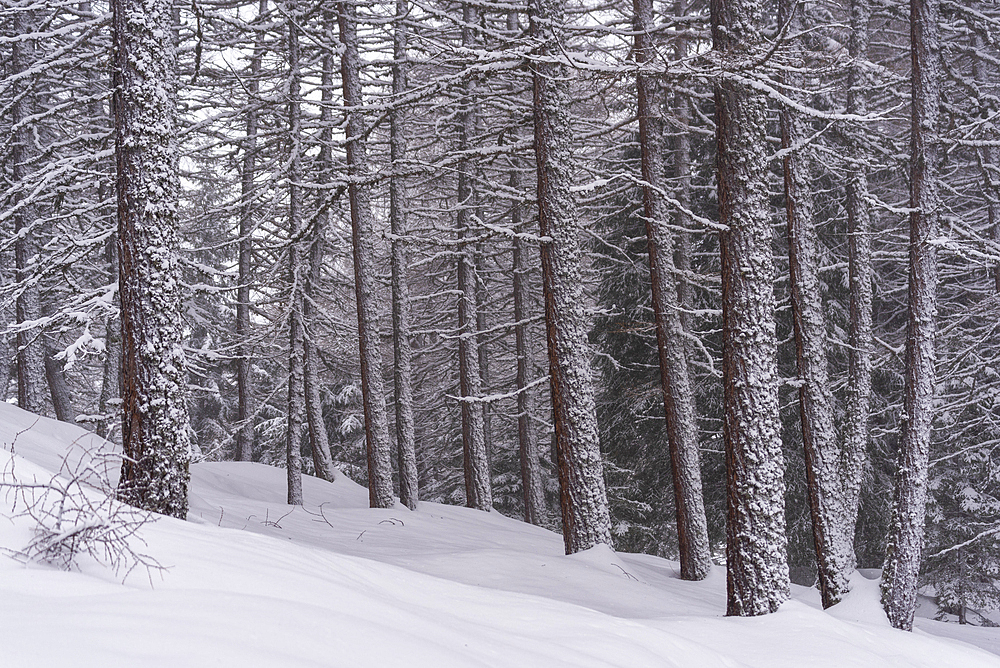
top-left (0, 402), bottom-right (997, 667)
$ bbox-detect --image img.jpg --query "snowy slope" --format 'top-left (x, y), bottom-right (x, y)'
top-left (0, 402), bottom-right (997, 667)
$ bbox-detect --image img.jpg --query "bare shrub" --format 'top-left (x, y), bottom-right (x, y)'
top-left (0, 431), bottom-right (164, 584)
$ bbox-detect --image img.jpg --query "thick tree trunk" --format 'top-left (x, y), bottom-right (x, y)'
top-left (843, 0), bottom-right (872, 558)
top-left (530, 0), bottom-right (612, 554)
top-left (112, 0), bottom-right (191, 518)
top-left (712, 0), bottom-right (790, 615)
top-left (11, 8), bottom-right (47, 416)
top-left (285, 0), bottom-right (305, 505)
top-left (338, 1), bottom-right (395, 509)
top-left (633, 0), bottom-right (711, 581)
top-left (235, 0), bottom-right (267, 463)
top-left (456, 1), bottom-right (492, 511)
top-left (779, 0), bottom-right (853, 609)
top-left (391, 0), bottom-right (419, 509)
top-left (881, 0), bottom-right (940, 631)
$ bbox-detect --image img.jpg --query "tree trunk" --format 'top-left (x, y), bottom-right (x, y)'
top-left (881, 0), bottom-right (941, 631)
top-left (112, 0), bottom-right (191, 518)
top-left (235, 0), bottom-right (268, 463)
top-left (711, 0), bottom-right (790, 615)
top-left (843, 0), bottom-right (872, 561)
top-left (338, 0), bottom-right (395, 509)
top-left (302, 3), bottom-right (338, 484)
top-left (779, 0), bottom-right (853, 609)
top-left (391, 0), bottom-right (420, 509)
top-left (633, 0), bottom-right (711, 581)
top-left (530, 0), bottom-right (612, 554)
top-left (285, 0), bottom-right (305, 505)
top-left (11, 8), bottom-right (47, 416)
top-left (672, 0), bottom-right (694, 333)
top-left (457, 1), bottom-right (492, 511)
top-left (44, 346), bottom-right (76, 424)
top-left (506, 6), bottom-right (545, 527)
top-left (510, 148), bottom-right (546, 526)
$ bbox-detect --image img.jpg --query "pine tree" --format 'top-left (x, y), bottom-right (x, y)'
top-left (711, 0), bottom-right (790, 615)
top-left (530, 0), bottom-right (612, 554)
top-left (881, 0), bottom-right (942, 631)
top-left (112, 0), bottom-right (192, 518)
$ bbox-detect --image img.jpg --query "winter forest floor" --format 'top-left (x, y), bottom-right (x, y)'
top-left (0, 402), bottom-right (998, 667)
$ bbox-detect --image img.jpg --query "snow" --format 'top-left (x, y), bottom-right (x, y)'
top-left (0, 402), bottom-right (998, 667)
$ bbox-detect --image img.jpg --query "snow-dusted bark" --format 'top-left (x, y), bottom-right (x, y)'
top-left (44, 346), bottom-right (75, 424)
top-left (302, 5), bottom-right (338, 485)
top-left (97, 314), bottom-right (122, 440)
top-left (530, 0), bottom-right (612, 553)
top-left (112, 0), bottom-right (191, 518)
top-left (633, 0), bottom-right (711, 582)
top-left (779, 0), bottom-right (853, 609)
top-left (284, 0), bottom-right (305, 505)
top-left (338, 1), bottom-right (395, 509)
top-left (456, 1), bottom-right (492, 512)
top-left (11, 8), bottom-right (47, 416)
top-left (671, 1), bottom-right (695, 338)
top-left (842, 0), bottom-right (871, 562)
top-left (882, 0), bottom-right (941, 631)
top-left (510, 148), bottom-right (546, 527)
top-left (711, 0), bottom-right (790, 615)
top-left (505, 7), bottom-right (545, 527)
top-left (391, 0), bottom-right (419, 510)
top-left (235, 0), bottom-right (267, 464)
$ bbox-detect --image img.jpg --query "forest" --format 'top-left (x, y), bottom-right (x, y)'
top-left (1, 0), bottom-right (999, 634)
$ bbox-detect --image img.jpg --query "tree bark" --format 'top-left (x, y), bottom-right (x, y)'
top-left (779, 0), bottom-right (853, 608)
top-left (881, 0), bottom-right (941, 631)
top-left (44, 346), bottom-right (76, 424)
top-left (456, 1), bottom-right (492, 511)
top-left (285, 0), bottom-right (305, 505)
top-left (112, 0), bottom-right (191, 518)
top-left (391, 0), bottom-right (420, 509)
top-left (338, 0), bottom-right (395, 509)
top-left (530, 0), bottom-right (612, 553)
top-left (633, 0), bottom-right (711, 581)
top-left (302, 3), bottom-right (338, 484)
top-left (711, 0), bottom-right (790, 615)
top-left (235, 0), bottom-right (268, 463)
top-left (843, 0), bottom-right (872, 563)
top-left (11, 8), bottom-right (47, 416)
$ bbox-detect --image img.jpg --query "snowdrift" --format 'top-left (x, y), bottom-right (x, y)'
top-left (0, 402), bottom-right (997, 667)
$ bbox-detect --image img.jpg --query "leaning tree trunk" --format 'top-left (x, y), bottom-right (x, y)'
top-left (881, 0), bottom-right (941, 631)
top-left (284, 0), bottom-right (305, 505)
top-left (390, 0), bottom-right (419, 509)
top-left (235, 0), bottom-right (267, 463)
top-left (11, 8), bottom-right (47, 416)
top-left (338, 1), bottom-right (395, 509)
top-left (779, 0), bottom-right (853, 609)
top-left (456, 0), bottom-right (492, 511)
top-left (711, 0), bottom-right (790, 616)
top-left (634, 0), bottom-right (711, 581)
top-left (843, 0), bottom-right (872, 556)
top-left (112, 0), bottom-right (191, 518)
top-left (530, 0), bottom-right (612, 554)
